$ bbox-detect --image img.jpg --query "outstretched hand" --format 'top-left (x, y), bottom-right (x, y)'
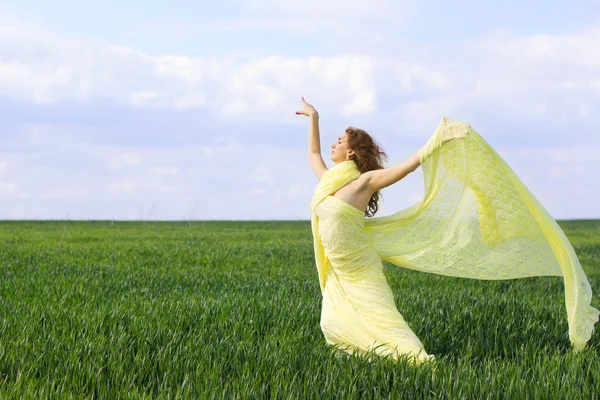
top-left (440, 117), bottom-right (469, 144)
top-left (295, 97), bottom-right (318, 117)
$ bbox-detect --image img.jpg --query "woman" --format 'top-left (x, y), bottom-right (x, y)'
top-left (296, 97), bottom-right (598, 365)
top-left (296, 97), bottom-right (436, 364)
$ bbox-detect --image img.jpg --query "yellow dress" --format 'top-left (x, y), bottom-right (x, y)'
top-left (310, 117), bottom-right (598, 363)
top-left (314, 195), bottom-right (434, 364)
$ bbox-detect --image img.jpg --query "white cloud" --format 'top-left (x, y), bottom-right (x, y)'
top-left (173, 92), bottom-right (207, 109)
top-left (248, 166), bottom-right (273, 184)
top-left (106, 173), bottom-right (169, 194)
top-left (129, 90), bottom-right (162, 105)
top-left (151, 167), bottom-right (180, 175)
top-left (462, 27), bottom-right (600, 120)
top-left (3, 14), bottom-right (597, 137)
top-left (0, 181), bottom-right (30, 198)
top-left (0, 16), bottom-right (437, 119)
top-left (0, 12), bottom-right (599, 219)
top-left (43, 189), bottom-right (89, 199)
top-left (110, 153), bottom-right (144, 169)
top-left (158, 184), bottom-right (186, 193)
top-left (107, 180), bottom-right (138, 194)
top-left (134, 0), bottom-right (415, 41)
top-left (203, 141), bottom-right (243, 156)
top-left (233, 0), bottom-right (415, 38)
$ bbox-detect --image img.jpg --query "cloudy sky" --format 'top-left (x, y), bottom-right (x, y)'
top-left (0, 0), bottom-right (599, 220)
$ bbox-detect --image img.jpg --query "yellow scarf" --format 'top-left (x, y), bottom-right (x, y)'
top-left (310, 160), bottom-right (361, 213)
top-left (311, 117), bottom-right (599, 351)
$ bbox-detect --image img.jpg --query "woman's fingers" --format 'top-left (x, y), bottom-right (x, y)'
top-left (297, 97), bottom-right (313, 116)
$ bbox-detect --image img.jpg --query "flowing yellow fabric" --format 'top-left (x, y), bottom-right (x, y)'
top-left (311, 117), bottom-right (598, 362)
top-left (312, 196), bottom-right (435, 364)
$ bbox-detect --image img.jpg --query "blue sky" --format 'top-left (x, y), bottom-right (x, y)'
top-left (0, 0), bottom-right (599, 219)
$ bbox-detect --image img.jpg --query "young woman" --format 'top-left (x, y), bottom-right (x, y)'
top-left (297, 96), bottom-right (598, 365)
top-left (296, 97), bottom-right (435, 364)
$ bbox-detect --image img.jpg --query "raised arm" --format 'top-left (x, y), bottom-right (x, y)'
top-left (364, 150), bottom-right (421, 191)
top-left (296, 97), bottom-right (327, 180)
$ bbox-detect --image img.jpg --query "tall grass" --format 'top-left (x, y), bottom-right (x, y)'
top-left (1, 220), bottom-right (599, 398)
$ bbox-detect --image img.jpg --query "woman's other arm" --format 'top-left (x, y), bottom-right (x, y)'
top-left (363, 151), bottom-right (420, 191)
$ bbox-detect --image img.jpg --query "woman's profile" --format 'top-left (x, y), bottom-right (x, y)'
top-left (296, 97), bottom-right (598, 365)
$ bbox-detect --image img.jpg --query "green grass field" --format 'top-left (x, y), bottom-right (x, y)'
top-left (1, 220), bottom-right (599, 398)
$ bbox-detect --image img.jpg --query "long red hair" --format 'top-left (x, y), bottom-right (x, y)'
top-left (345, 127), bottom-right (387, 217)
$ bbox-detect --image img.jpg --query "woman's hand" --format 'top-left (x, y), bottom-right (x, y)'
top-left (295, 97), bottom-right (318, 117)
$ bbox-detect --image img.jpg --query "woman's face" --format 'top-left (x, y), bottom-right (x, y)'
top-left (330, 133), bottom-right (355, 163)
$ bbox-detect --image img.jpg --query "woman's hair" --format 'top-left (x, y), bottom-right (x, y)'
top-left (345, 127), bottom-right (387, 217)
